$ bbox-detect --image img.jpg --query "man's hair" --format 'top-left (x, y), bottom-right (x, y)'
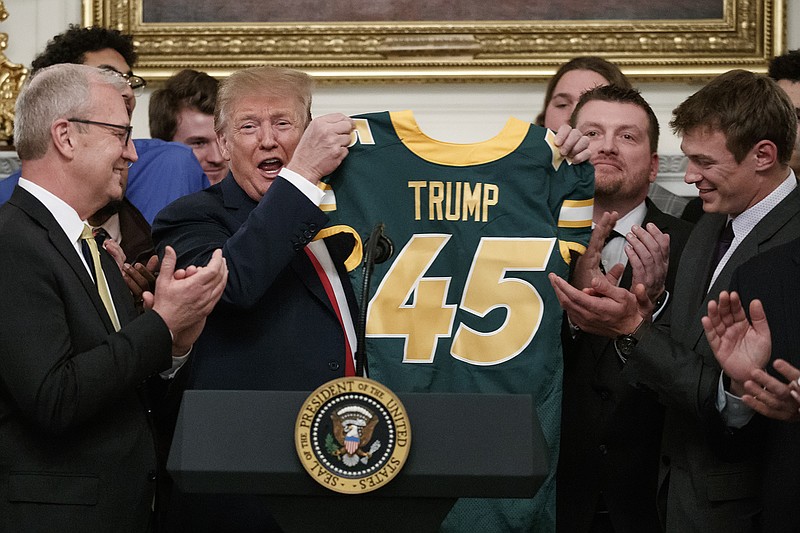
top-left (535, 56), bottom-right (632, 126)
top-left (15, 64), bottom-right (127, 160)
top-left (149, 69), bottom-right (219, 140)
top-left (30, 25), bottom-right (137, 74)
top-left (570, 85), bottom-right (659, 153)
top-left (215, 66), bottom-right (313, 134)
top-left (768, 50), bottom-right (800, 82)
top-left (671, 69), bottom-right (797, 165)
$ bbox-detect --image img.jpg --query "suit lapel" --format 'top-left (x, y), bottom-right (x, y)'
top-left (671, 213), bottom-right (724, 339)
top-left (220, 176), bottom-right (259, 226)
top-left (292, 249), bottom-right (336, 314)
top-left (10, 187), bottom-right (119, 332)
top-left (55, 232), bottom-right (115, 332)
top-left (686, 187), bottom-right (800, 346)
top-left (220, 176), bottom-right (356, 319)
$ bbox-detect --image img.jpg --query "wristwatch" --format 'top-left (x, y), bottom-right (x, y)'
top-left (615, 333), bottom-right (638, 357)
top-left (614, 319), bottom-right (645, 361)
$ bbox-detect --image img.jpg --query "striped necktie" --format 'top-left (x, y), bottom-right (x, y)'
top-left (80, 224), bottom-right (121, 331)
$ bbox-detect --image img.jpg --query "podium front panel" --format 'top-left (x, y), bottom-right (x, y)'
top-left (168, 390), bottom-right (548, 498)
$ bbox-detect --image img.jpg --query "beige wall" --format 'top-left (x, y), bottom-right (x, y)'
top-left (2, 0), bottom-right (798, 193)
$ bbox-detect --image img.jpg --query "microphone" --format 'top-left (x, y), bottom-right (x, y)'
top-left (369, 230), bottom-right (393, 265)
top-left (354, 223), bottom-right (393, 377)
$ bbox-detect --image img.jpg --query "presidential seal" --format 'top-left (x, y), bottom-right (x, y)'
top-left (295, 377), bottom-right (411, 494)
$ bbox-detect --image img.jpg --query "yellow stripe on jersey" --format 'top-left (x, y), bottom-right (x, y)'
top-left (543, 129), bottom-right (569, 171)
top-left (313, 224), bottom-right (363, 271)
top-left (318, 182), bottom-right (337, 212)
top-left (558, 198), bottom-right (593, 228)
top-left (559, 240), bottom-right (587, 265)
top-left (390, 110), bottom-right (529, 167)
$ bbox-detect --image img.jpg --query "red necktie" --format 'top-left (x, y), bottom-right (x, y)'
top-left (303, 247), bottom-right (356, 376)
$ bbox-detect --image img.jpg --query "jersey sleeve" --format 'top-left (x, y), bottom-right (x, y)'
top-left (542, 128), bottom-right (595, 265)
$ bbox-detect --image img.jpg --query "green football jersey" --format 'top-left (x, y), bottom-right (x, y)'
top-left (323, 110), bottom-right (594, 531)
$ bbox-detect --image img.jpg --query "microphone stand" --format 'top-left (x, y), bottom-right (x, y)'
top-left (354, 223), bottom-right (393, 377)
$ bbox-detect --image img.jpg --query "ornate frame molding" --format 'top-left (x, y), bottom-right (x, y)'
top-left (85, 0), bottom-right (784, 82)
top-left (0, 1), bottom-right (28, 144)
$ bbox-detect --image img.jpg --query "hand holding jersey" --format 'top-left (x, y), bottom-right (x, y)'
top-left (552, 123), bottom-right (592, 164)
top-left (286, 113), bottom-right (355, 184)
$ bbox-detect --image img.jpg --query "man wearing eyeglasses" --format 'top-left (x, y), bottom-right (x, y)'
top-left (0, 62), bottom-right (228, 533)
top-left (0, 27), bottom-right (212, 528)
top-left (0, 25), bottom-right (209, 248)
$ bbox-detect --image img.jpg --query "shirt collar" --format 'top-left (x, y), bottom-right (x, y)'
top-left (731, 169), bottom-right (797, 242)
top-left (591, 201), bottom-right (648, 233)
top-left (95, 213), bottom-right (121, 245)
top-left (18, 177), bottom-right (86, 246)
top-left (612, 201), bottom-right (648, 236)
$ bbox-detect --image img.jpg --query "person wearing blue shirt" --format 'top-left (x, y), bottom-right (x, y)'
top-left (0, 25), bottom-right (208, 223)
top-left (0, 138), bottom-right (208, 223)
top-left (113, 138), bottom-right (208, 224)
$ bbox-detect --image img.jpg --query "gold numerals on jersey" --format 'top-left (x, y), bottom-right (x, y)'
top-left (408, 181), bottom-right (499, 222)
top-left (366, 234), bottom-right (555, 365)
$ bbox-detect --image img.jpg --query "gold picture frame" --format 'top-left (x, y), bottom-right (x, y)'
top-left (83, 0), bottom-right (784, 83)
top-left (0, 0), bottom-right (28, 145)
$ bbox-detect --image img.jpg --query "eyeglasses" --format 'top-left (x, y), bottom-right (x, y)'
top-left (99, 67), bottom-right (147, 96)
top-left (68, 118), bottom-right (133, 146)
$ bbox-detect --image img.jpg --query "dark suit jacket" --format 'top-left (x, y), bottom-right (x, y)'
top-left (117, 197), bottom-right (155, 264)
top-left (622, 185), bottom-right (800, 532)
top-left (152, 174), bottom-right (359, 392)
top-left (0, 187), bottom-right (173, 532)
top-left (729, 237), bottom-right (800, 533)
top-left (557, 200), bottom-right (693, 533)
top-left (152, 174), bottom-right (359, 532)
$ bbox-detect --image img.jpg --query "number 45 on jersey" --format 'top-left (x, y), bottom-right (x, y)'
top-left (366, 233), bottom-right (556, 367)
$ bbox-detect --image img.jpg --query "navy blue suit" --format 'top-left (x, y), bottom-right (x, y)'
top-left (152, 173), bottom-right (360, 533)
top-left (152, 174), bottom-right (359, 392)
